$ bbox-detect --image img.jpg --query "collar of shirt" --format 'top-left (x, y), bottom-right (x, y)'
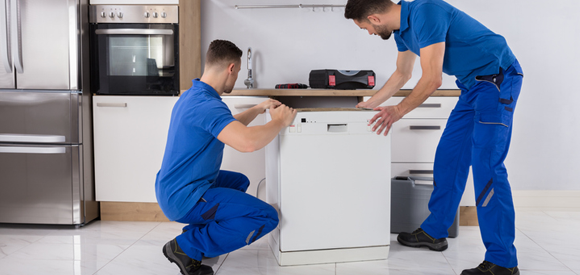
top-left (191, 78), bottom-right (221, 100)
top-left (396, 1), bottom-right (410, 35)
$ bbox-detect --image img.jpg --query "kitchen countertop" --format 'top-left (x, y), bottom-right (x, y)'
top-left (219, 89), bottom-right (461, 97)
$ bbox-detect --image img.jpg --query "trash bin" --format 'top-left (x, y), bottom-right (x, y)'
top-left (391, 176), bottom-right (459, 238)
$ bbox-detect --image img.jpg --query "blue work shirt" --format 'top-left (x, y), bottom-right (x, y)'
top-left (155, 79), bottom-right (236, 221)
top-left (394, 0), bottom-right (516, 89)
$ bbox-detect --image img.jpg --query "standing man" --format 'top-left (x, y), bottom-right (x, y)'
top-left (156, 39), bottom-right (296, 275)
top-left (345, 1), bottom-right (523, 274)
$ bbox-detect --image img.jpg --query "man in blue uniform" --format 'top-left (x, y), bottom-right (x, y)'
top-left (156, 40), bottom-right (296, 275)
top-left (345, 1), bottom-right (523, 274)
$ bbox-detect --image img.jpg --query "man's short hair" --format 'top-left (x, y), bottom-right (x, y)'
top-left (344, 0), bottom-right (393, 22)
top-left (206, 39), bottom-right (243, 68)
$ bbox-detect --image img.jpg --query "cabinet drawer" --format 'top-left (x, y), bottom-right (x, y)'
top-left (363, 96), bottom-right (457, 119)
top-left (391, 119), bottom-right (446, 162)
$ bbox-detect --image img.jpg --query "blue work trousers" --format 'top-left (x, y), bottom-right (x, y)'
top-left (421, 59), bottom-right (524, 268)
top-left (175, 170), bottom-right (278, 260)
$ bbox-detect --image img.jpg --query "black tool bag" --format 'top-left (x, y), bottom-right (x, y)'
top-left (309, 69), bottom-right (376, 90)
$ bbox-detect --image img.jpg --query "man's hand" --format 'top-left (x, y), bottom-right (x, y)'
top-left (356, 100), bottom-right (377, 109)
top-left (269, 104), bottom-right (297, 127)
top-left (370, 105), bottom-right (403, 136)
top-left (256, 99), bottom-right (281, 113)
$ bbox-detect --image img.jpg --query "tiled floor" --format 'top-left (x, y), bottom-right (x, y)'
top-left (1, 208), bottom-right (579, 275)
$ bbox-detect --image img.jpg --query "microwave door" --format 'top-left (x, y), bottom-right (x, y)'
top-left (0, 0), bottom-right (15, 89)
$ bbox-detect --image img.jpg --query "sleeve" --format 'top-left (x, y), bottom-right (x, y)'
top-left (394, 33), bottom-right (409, 52)
top-left (200, 101), bottom-right (237, 138)
top-left (413, 3), bottom-right (452, 48)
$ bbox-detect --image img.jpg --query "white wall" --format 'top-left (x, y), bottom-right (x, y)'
top-left (200, 0), bottom-right (580, 191)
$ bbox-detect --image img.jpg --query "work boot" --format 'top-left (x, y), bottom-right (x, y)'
top-left (397, 228), bottom-right (448, 251)
top-left (163, 239), bottom-right (214, 275)
top-left (461, 261), bottom-right (520, 275)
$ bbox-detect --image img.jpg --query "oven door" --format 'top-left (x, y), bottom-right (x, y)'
top-left (91, 23), bottom-right (179, 95)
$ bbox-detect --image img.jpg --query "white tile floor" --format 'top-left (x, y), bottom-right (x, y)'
top-left (1, 208), bottom-right (579, 275)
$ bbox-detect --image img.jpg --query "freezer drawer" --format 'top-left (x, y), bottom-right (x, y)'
top-left (0, 144), bottom-right (82, 224)
top-left (0, 91), bottom-right (80, 144)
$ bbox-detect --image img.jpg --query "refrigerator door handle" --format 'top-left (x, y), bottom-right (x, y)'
top-left (67, 0), bottom-right (78, 90)
top-left (0, 0), bottom-right (12, 73)
top-left (0, 146), bottom-right (66, 154)
top-left (0, 133), bottom-right (66, 143)
top-left (9, 0), bottom-right (22, 74)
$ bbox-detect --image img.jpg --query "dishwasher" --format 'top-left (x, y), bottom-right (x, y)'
top-left (265, 109), bottom-right (391, 266)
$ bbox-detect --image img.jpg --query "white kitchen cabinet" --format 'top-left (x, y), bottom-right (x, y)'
top-left (93, 96), bottom-right (178, 202)
top-left (367, 96), bottom-right (475, 206)
top-left (221, 96), bottom-right (269, 198)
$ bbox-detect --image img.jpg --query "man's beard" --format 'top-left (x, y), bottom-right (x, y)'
top-left (373, 23), bottom-right (393, 40)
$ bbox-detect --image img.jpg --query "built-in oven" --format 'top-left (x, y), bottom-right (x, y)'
top-left (89, 5), bottom-right (179, 96)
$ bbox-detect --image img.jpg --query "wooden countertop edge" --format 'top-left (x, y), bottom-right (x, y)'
top-left (93, 89), bottom-right (460, 97)
top-left (218, 89), bottom-right (460, 97)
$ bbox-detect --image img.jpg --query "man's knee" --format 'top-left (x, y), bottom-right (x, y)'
top-left (239, 174), bottom-right (250, 192)
top-left (262, 204), bottom-right (279, 232)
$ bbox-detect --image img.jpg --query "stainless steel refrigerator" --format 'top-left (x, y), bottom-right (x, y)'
top-left (0, 0), bottom-right (98, 225)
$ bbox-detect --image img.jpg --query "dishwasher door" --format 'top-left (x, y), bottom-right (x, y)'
top-left (0, 144), bottom-right (81, 224)
top-left (277, 111), bottom-right (391, 252)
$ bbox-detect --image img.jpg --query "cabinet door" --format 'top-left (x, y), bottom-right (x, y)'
top-left (221, 96), bottom-right (268, 198)
top-left (93, 96), bottom-right (177, 202)
top-left (391, 119), bottom-right (447, 163)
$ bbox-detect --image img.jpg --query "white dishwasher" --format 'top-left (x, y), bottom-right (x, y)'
top-left (265, 109), bottom-right (391, 266)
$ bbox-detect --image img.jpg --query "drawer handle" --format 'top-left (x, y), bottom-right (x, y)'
top-left (409, 170), bottom-right (434, 174)
top-left (418, 103), bottom-right (442, 108)
top-left (409, 125), bottom-right (441, 130)
top-left (97, 103), bottom-right (127, 108)
top-left (234, 104), bottom-right (257, 109)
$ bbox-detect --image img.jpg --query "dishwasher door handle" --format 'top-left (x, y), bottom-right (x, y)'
top-left (327, 123), bottom-right (348, 132)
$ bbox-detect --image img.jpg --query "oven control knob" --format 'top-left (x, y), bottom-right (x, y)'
top-left (152, 12), bottom-right (158, 18)
top-left (161, 12), bottom-right (167, 18)
top-left (109, 12), bottom-right (115, 18)
top-left (100, 11), bottom-right (106, 18)
top-left (144, 12), bottom-right (150, 18)
top-left (117, 12), bottom-right (123, 18)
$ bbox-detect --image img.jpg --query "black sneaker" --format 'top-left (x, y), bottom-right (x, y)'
top-left (163, 239), bottom-right (214, 275)
top-left (461, 261), bottom-right (519, 275)
top-left (397, 228), bottom-right (448, 251)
